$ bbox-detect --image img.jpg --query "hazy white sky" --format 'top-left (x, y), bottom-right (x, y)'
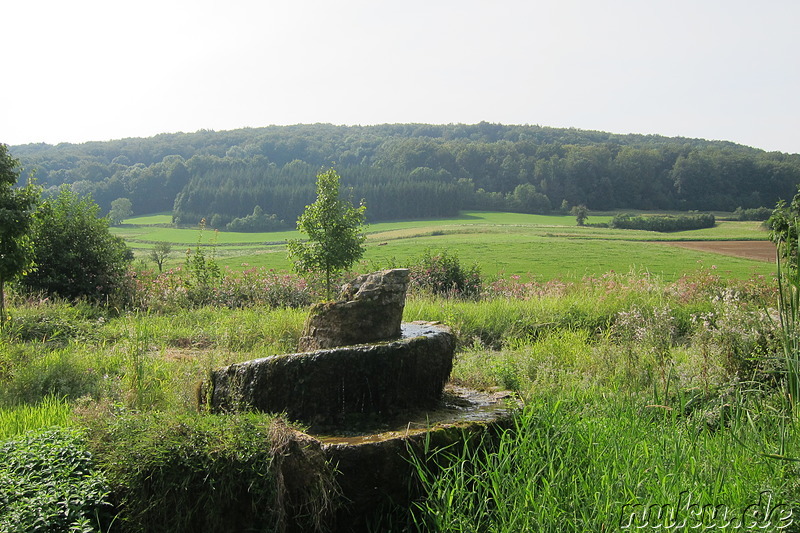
top-left (3, 0), bottom-right (799, 153)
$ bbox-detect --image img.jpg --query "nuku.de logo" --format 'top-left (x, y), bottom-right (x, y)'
top-left (619, 491), bottom-right (794, 530)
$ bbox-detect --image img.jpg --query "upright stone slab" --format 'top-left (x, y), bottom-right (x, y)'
top-left (298, 268), bottom-right (409, 351)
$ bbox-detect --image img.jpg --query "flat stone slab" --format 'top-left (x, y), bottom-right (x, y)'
top-left (314, 385), bottom-right (521, 529)
top-left (203, 322), bottom-right (454, 427)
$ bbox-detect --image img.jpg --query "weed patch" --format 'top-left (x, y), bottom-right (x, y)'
top-left (0, 428), bottom-right (112, 532)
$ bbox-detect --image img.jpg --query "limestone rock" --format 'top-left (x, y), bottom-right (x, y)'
top-left (298, 268), bottom-right (409, 351)
top-left (204, 322), bottom-right (455, 428)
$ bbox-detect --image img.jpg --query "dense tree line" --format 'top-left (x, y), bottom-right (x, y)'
top-left (9, 123), bottom-right (800, 228)
top-left (610, 213), bottom-right (716, 232)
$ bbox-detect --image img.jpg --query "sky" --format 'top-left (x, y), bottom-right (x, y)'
top-left (3, 0), bottom-right (799, 154)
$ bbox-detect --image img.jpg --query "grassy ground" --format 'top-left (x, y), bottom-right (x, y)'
top-left (115, 211), bottom-right (775, 281)
top-left (1, 267), bottom-right (798, 531)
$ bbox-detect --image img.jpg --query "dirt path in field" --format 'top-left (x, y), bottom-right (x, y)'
top-left (661, 240), bottom-right (776, 262)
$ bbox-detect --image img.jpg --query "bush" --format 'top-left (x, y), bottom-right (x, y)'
top-left (732, 206), bottom-right (772, 221)
top-left (225, 205), bottom-right (285, 232)
top-left (0, 428), bottom-right (112, 532)
top-left (19, 188), bottom-right (133, 303)
top-left (409, 248), bottom-right (482, 298)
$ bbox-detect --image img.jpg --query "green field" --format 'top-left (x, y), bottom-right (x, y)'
top-left (115, 211), bottom-right (775, 281)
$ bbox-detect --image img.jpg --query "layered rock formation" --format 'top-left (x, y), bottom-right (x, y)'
top-left (298, 268), bottom-right (409, 351)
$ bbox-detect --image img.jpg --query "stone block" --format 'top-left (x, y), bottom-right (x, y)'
top-left (298, 269), bottom-right (409, 351)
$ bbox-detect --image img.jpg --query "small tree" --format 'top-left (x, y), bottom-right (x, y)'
top-left (571, 204), bottom-right (589, 226)
top-left (108, 197), bottom-right (133, 225)
top-left (287, 168), bottom-right (366, 298)
top-left (149, 242), bottom-right (173, 273)
top-left (0, 145), bottom-right (40, 326)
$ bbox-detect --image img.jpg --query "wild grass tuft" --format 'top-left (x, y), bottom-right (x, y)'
top-left (410, 390), bottom-right (799, 532)
top-left (0, 395), bottom-right (74, 440)
top-left (776, 235), bottom-right (800, 416)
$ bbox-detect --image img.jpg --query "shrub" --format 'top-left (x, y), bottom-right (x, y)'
top-left (0, 428), bottom-right (112, 532)
top-left (19, 188), bottom-right (133, 303)
top-left (732, 206), bottom-right (772, 221)
top-left (409, 248), bottom-right (482, 298)
top-left (225, 205), bottom-right (285, 232)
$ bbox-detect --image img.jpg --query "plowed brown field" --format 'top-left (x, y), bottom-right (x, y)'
top-left (661, 240), bottom-right (776, 262)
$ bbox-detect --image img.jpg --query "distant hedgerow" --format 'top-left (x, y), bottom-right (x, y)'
top-left (610, 212), bottom-right (715, 232)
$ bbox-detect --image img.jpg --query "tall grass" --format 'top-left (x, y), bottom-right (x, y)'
top-left (1, 265), bottom-right (795, 531)
top-left (776, 238), bottom-right (800, 416)
top-left (0, 395), bottom-right (73, 440)
top-left (402, 268), bottom-right (799, 532)
top-left (404, 269), bottom-right (713, 349)
top-left (410, 390), bottom-right (799, 532)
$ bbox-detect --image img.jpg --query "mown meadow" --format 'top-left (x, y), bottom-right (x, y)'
top-left (2, 211), bottom-right (798, 532)
top-left (113, 211), bottom-right (775, 280)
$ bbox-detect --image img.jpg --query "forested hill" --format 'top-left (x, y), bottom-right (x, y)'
top-left (10, 123), bottom-right (800, 229)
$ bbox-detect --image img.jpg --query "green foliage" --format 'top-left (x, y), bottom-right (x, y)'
top-left (20, 188), bottom-right (133, 303)
top-left (0, 144), bottom-right (40, 327)
top-left (0, 428), bottom-right (112, 532)
top-left (89, 412), bottom-right (335, 533)
top-left (2, 347), bottom-right (103, 405)
top-left (770, 192), bottom-right (800, 268)
top-left (107, 197), bottom-right (133, 225)
top-left (147, 241), bottom-right (172, 273)
top-left (225, 205), bottom-right (285, 232)
top-left (610, 212), bottom-right (716, 232)
top-left (182, 220), bottom-right (222, 305)
top-left (0, 266), bottom-right (795, 530)
top-left (570, 204), bottom-right (588, 226)
top-left (287, 168), bottom-right (366, 297)
top-left (775, 228), bottom-right (800, 416)
top-left (409, 392), bottom-right (797, 532)
top-left (408, 248), bottom-right (482, 299)
top-left (1, 298), bottom-right (105, 344)
top-left (732, 206), bottom-right (772, 221)
top-left (0, 396), bottom-right (73, 440)
top-left (14, 123), bottom-right (800, 233)
top-left (508, 183), bottom-right (552, 214)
